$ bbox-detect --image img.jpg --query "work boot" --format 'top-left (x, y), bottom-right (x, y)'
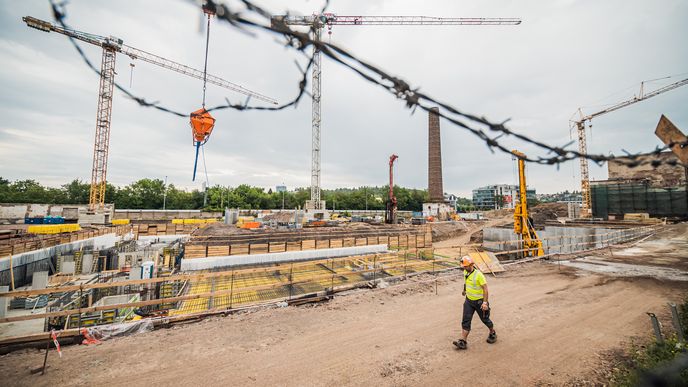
top-left (486, 332), bottom-right (497, 344)
top-left (452, 339), bottom-right (467, 350)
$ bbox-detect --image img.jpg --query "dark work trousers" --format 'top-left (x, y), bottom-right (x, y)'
top-left (462, 298), bottom-right (494, 331)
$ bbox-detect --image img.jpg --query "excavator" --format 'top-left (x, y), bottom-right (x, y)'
top-left (512, 150), bottom-right (544, 257)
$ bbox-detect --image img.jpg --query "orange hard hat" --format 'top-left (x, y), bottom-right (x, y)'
top-left (460, 256), bottom-right (473, 267)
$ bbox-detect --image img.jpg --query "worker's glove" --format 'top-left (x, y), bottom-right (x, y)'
top-left (480, 302), bottom-right (489, 311)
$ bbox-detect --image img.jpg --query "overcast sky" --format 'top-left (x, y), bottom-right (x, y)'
top-left (0, 0), bottom-right (686, 197)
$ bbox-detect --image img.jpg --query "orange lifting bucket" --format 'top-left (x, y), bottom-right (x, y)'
top-left (190, 108), bottom-right (216, 181)
top-left (190, 108), bottom-right (215, 144)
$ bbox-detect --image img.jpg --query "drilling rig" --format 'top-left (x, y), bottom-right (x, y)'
top-left (512, 150), bottom-right (543, 257)
top-left (386, 154), bottom-right (399, 224)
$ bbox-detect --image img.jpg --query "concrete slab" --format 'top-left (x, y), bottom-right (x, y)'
top-left (31, 271), bottom-right (48, 290)
top-left (0, 286), bottom-right (7, 318)
top-left (181, 244), bottom-right (389, 271)
top-left (61, 261), bottom-right (75, 275)
top-left (82, 254), bottom-right (94, 274)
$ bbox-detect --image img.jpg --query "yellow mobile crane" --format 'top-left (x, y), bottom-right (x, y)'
top-left (512, 150), bottom-right (544, 257)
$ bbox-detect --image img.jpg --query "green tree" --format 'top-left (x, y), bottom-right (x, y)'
top-left (62, 179), bottom-right (90, 204)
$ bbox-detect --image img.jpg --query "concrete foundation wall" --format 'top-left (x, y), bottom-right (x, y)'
top-left (0, 203), bottom-right (114, 224)
top-left (483, 225), bottom-right (620, 255)
top-left (181, 244), bottom-right (389, 271)
top-left (0, 233), bottom-right (119, 278)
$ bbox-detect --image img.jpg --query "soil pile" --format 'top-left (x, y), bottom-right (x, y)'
top-left (530, 202), bottom-right (568, 224)
top-left (482, 208), bottom-right (513, 219)
top-left (192, 223), bottom-right (251, 237)
top-left (262, 212), bottom-right (295, 223)
top-left (430, 222), bottom-right (468, 242)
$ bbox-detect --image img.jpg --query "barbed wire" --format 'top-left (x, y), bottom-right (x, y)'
top-left (48, 0), bottom-right (687, 168)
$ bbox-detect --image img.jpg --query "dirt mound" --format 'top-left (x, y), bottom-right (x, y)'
top-left (343, 222), bottom-right (374, 229)
top-left (192, 222), bottom-right (251, 237)
top-left (469, 229), bottom-right (484, 244)
top-left (263, 212), bottom-right (295, 223)
top-left (430, 222), bottom-right (468, 242)
top-left (482, 208), bottom-right (513, 219)
top-left (530, 202), bottom-right (568, 224)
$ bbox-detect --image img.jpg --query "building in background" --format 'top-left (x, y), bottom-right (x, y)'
top-left (537, 191), bottom-right (582, 203)
top-left (444, 193), bottom-right (458, 211)
top-left (472, 184), bottom-right (536, 210)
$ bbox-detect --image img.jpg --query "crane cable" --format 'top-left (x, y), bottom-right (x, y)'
top-left (192, 8), bottom-right (214, 182)
top-left (202, 11), bottom-right (211, 108)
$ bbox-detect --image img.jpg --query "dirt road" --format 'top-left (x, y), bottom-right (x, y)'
top-left (2, 225), bottom-right (686, 386)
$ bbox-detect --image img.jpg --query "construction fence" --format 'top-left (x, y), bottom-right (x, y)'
top-left (592, 182), bottom-right (687, 219)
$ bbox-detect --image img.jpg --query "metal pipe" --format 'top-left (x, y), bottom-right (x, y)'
top-left (670, 303), bottom-right (685, 344)
top-left (647, 312), bottom-right (664, 343)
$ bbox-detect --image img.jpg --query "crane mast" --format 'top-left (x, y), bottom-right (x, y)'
top-left (386, 154), bottom-right (399, 224)
top-left (512, 150), bottom-right (543, 257)
top-left (273, 13), bottom-right (521, 214)
top-left (23, 16), bottom-right (276, 212)
top-left (572, 77), bottom-right (688, 218)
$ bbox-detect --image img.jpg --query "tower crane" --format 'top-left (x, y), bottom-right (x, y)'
top-left (23, 16), bottom-right (277, 211)
top-left (571, 76), bottom-right (688, 218)
top-left (271, 13), bottom-right (521, 213)
top-left (386, 154), bottom-right (399, 224)
top-left (512, 150), bottom-right (543, 257)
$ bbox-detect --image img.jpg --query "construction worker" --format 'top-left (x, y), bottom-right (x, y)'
top-left (453, 255), bottom-right (496, 350)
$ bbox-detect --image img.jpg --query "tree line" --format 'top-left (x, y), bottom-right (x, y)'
top-left (0, 177), bottom-right (466, 212)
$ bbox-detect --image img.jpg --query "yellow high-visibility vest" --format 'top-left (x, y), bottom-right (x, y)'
top-left (464, 269), bottom-right (486, 301)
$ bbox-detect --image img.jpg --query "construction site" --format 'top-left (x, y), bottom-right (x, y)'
top-left (1, 1), bottom-right (687, 386)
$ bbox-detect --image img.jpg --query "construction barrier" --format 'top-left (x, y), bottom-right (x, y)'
top-left (27, 224), bottom-right (82, 235)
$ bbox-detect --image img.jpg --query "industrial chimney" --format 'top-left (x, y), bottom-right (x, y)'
top-left (428, 107), bottom-right (444, 202)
